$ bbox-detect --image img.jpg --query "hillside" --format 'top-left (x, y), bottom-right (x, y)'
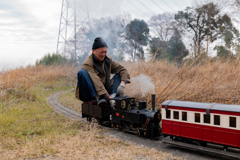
top-left (0, 64), bottom-right (179, 159)
top-left (1, 58), bottom-right (240, 159)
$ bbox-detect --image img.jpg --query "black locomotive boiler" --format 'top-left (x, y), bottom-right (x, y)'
top-left (82, 94), bottom-right (162, 139)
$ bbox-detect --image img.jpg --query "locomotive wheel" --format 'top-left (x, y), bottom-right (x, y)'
top-left (137, 129), bottom-right (144, 137)
top-left (118, 126), bottom-right (122, 131)
top-left (144, 130), bottom-right (149, 138)
top-left (111, 123), bottom-right (115, 128)
top-left (111, 123), bottom-right (118, 130)
top-left (122, 126), bottom-right (127, 132)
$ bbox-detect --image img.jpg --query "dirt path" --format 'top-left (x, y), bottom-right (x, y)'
top-left (48, 91), bottom-right (228, 160)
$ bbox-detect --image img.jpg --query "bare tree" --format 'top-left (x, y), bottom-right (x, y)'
top-left (149, 13), bottom-right (176, 42)
top-left (193, 0), bottom-right (240, 20)
top-left (192, 0), bottom-right (240, 55)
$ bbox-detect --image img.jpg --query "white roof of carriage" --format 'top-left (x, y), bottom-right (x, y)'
top-left (162, 100), bottom-right (240, 113)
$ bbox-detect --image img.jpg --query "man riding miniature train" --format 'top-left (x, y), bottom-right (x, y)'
top-left (75, 37), bottom-right (131, 106)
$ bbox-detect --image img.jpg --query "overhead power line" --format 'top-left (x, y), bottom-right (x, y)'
top-left (126, 0), bottom-right (150, 18)
top-left (136, 0), bottom-right (156, 15)
top-left (122, 0), bottom-right (148, 18)
top-left (150, 0), bottom-right (166, 13)
top-left (172, 0), bottom-right (183, 11)
top-left (111, 0), bottom-right (140, 17)
top-left (104, 0), bottom-right (122, 15)
top-left (160, 0), bottom-right (176, 12)
top-left (118, 0), bottom-right (143, 17)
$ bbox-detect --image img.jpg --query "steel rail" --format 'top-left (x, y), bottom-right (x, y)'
top-left (48, 90), bottom-right (83, 121)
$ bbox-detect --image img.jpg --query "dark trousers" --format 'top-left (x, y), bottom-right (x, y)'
top-left (77, 69), bottom-right (121, 101)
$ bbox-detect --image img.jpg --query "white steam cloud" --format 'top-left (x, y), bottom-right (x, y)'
top-left (132, 74), bottom-right (155, 97)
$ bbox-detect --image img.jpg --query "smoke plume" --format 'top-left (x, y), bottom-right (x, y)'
top-left (131, 74), bottom-right (155, 97)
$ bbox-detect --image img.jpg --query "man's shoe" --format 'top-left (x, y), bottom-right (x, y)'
top-left (97, 99), bottom-right (107, 107)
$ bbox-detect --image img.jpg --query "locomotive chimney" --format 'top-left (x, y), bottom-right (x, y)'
top-left (152, 94), bottom-right (155, 111)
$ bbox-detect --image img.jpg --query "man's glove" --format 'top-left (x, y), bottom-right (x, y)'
top-left (117, 84), bottom-right (125, 97)
top-left (109, 93), bottom-right (116, 109)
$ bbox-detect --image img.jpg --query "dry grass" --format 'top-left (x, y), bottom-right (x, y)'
top-left (0, 64), bottom-right (78, 92)
top-left (0, 64), bottom-right (79, 103)
top-left (125, 57), bottom-right (240, 107)
top-left (2, 57), bottom-right (240, 159)
top-left (0, 64), bottom-right (181, 159)
top-left (58, 89), bottom-right (81, 113)
top-left (1, 122), bottom-right (180, 160)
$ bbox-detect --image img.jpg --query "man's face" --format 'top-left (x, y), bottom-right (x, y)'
top-left (92, 47), bottom-right (107, 61)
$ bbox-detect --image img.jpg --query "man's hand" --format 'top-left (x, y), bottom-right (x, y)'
top-left (120, 81), bottom-right (125, 85)
top-left (117, 81), bottom-right (125, 97)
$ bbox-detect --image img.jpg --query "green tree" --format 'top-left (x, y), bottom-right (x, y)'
top-left (125, 19), bottom-right (149, 60)
top-left (167, 29), bottom-right (189, 64)
top-left (36, 53), bottom-right (67, 66)
top-left (149, 29), bottom-right (188, 63)
top-left (235, 38), bottom-right (240, 55)
top-left (214, 45), bottom-right (233, 59)
top-left (175, 3), bottom-right (237, 57)
top-left (149, 37), bottom-right (167, 59)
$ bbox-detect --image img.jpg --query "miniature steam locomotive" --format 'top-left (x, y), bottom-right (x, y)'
top-left (82, 94), bottom-right (162, 139)
top-left (82, 94), bottom-right (240, 153)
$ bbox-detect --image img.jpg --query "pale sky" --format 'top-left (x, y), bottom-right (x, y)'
top-left (0, 0), bottom-right (193, 70)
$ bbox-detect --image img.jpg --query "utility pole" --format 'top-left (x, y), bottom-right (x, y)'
top-left (56, 0), bottom-right (90, 62)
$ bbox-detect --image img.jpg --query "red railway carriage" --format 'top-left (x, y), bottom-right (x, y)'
top-left (161, 100), bottom-right (240, 149)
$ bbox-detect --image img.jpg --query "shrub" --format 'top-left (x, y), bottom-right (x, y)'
top-left (35, 53), bottom-right (67, 66)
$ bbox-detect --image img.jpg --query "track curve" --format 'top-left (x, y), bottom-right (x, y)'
top-left (48, 90), bottom-right (83, 121)
top-left (48, 90), bottom-right (231, 160)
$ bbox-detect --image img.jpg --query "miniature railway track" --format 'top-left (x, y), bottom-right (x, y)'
top-left (163, 139), bottom-right (240, 159)
top-left (48, 90), bottom-right (83, 121)
top-left (48, 90), bottom-right (240, 160)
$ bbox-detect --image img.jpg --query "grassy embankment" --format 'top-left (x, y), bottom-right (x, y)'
top-left (0, 64), bottom-right (180, 159)
top-left (2, 57), bottom-right (240, 159)
top-left (124, 58), bottom-right (240, 107)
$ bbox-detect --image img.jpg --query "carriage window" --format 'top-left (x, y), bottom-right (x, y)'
top-left (229, 117), bottom-right (236, 128)
top-left (166, 110), bottom-right (171, 119)
top-left (195, 113), bottom-right (200, 123)
top-left (173, 111), bottom-right (179, 120)
top-left (182, 111), bottom-right (187, 121)
top-left (214, 115), bottom-right (220, 125)
top-left (204, 114), bottom-right (210, 124)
